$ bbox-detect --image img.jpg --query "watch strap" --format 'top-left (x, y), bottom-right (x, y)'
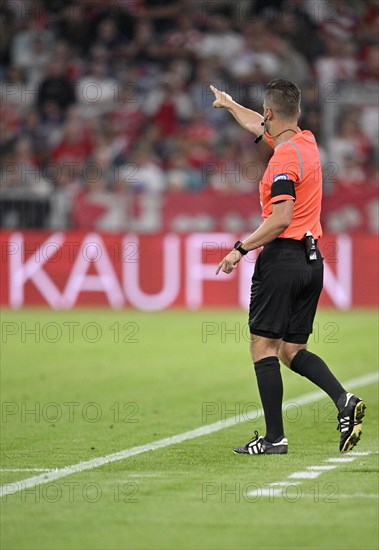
top-left (234, 241), bottom-right (248, 256)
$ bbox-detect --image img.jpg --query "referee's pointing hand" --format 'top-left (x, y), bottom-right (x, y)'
top-left (216, 249), bottom-right (242, 275)
top-left (210, 85), bottom-right (233, 109)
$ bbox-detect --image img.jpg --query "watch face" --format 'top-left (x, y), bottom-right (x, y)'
top-left (234, 241), bottom-right (242, 249)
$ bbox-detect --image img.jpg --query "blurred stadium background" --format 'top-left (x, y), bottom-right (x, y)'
top-left (1, 2), bottom-right (378, 549)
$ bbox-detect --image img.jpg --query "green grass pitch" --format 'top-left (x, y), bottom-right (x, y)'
top-left (0, 308), bottom-right (378, 550)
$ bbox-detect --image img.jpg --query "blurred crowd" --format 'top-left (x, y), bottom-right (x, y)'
top-left (0, 0), bottom-right (378, 228)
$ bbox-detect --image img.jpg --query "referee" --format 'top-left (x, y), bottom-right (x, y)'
top-left (211, 79), bottom-right (365, 454)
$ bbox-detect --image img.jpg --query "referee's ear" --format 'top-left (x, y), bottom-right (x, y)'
top-left (266, 106), bottom-right (273, 120)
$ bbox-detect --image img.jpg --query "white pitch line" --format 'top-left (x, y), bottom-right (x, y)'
top-left (250, 451), bottom-right (375, 498)
top-left (348, 451), bottom-right (375, 456)
top-left (306, 465), bottom-right (336, 471)
top-left (297, 493), bottom-right (379, 499)
top-left (269, 482), bottom-right (300, 487)
top-left (128, 473), bottom-right (162, 478)
top-left (248, 482), bottom-right (302, 498)
top-left (326, 457), bottom-right (356, 463)
top-left (289, 471), bottom-right (322, 479)
top-left (0, 370), bottom-right (377, 499)
top-left (0, 469), bottom-right (55, 473)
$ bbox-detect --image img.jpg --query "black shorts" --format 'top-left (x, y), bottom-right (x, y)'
top-left (248, 238), bottom-right (324, 344)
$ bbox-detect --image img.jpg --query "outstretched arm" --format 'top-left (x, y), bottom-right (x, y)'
top-left (210, 85), bottom-right (267, 142)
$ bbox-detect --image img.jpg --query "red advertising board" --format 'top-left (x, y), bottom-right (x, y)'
top-left (0, 231), bottom-right (377, 310)
top-left (73, 185), bottom-right (379, 234)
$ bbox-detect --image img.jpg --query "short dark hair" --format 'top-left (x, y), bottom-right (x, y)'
top-left (265, 79), bottom-right (301, 119)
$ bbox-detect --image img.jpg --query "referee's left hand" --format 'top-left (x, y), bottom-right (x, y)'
top-left (216, 250), bottom-right (242, 275)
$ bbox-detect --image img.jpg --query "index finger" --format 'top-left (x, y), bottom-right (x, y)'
top-left (215, 260), bottom-right (223, 275)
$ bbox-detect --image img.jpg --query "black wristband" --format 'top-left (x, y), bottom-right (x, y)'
top-left (234, 241), bottom-right (248, 255)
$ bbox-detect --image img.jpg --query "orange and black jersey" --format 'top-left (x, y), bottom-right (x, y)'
top-left (260, 129), bottom-right (323, 240)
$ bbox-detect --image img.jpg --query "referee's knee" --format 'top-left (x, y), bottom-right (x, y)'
top-left (279, 342), bottom-right (307, 368)
top-left (249, 334), bottom-right (280, 363)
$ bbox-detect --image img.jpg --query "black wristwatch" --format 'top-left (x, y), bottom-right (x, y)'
top-left (234, 240), bottom-right (248, 256)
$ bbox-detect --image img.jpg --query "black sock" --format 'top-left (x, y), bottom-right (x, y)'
top-left (290, 349), bottom-right (345, 409)
top-left (254, 356), bottom-right (284, 443)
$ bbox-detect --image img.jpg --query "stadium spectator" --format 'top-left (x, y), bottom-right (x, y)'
top-left (315, 33), bottom-right (358, 87)
top-left (0, 2), bottom-right (14, 67)
top-left (163, 13), bottom-right (203, 57)
top-left (166, 153), bottom-right (203, 191)
top-left (0, 66), bottom-right (35, 107)
top-left (49, 164), bottom-right (80, 229)
top-left (268, 0), bottom-right (320, 63)
top-left (55, 2), bottom-right (92, 54)
top-left (272, 39), bottom-right (311, 85)
top-left (229, 22), bottom-right (279, 82)
top-left (1, 136), bottom-right (51, 195)
top-left (189, 62), bottom-right (227, 126)
top-left (10, 8), bottom-right (53, 85)
top-left (329, 115), bottom-right (372, 184)
top-left (77, 60), bottom-right (118, 118)
top-left (0, 0), bottom-right (377, 230)
top-left (358, 42), bottom-right (379, 81)
top-left (143, 73), bottom-right (193, 135)
top-left (37, 59), bottom-right (75, 113)
top-left (51, 116), bottom-right (93, 175)
top-left (92, 17), bottom-right (126, 54)
top-left (120, 146), bottom-right (166, 192)
top-left (138, 0), bottom-right (182, 33)
top-left (198, 13), bottom-right (244, 67)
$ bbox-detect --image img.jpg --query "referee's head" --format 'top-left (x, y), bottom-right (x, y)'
top-left (264, 79), bottom-right (301, 123)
